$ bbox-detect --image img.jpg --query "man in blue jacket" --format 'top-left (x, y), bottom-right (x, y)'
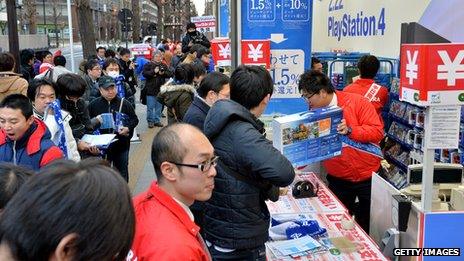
top-left (0, 94), bottom-right (63, 170)
top-left (203, 65), bottom-right (295, 260)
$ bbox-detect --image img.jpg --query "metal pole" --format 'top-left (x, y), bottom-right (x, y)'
top-left (42, 0), bottom-right (49, 47)
top-left (6, 0), bottom-right (20, 73)
top-left (66, 0), bottom-right (75, 72)
top-left (230, 0), bottom-right (238, 69)
top-left (421, 106), bottom-right (434, 212)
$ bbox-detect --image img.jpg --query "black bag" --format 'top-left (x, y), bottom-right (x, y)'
top-left (217, 160), bottom-right (280, 202)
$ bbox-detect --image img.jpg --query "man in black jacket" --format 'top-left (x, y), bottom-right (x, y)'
top-left (181, 22), bottom-right (211, 53)
top-left (203, 65), bottom-right (295, 260)
top-left (142, 51), bottom-right (172, 128)
top-left (88, 76), bottom-right (139, 182)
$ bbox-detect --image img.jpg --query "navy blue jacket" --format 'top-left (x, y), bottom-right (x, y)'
top-left (203, 99), bottom-right (295, 249)
top-left (0, 119), bottom-right (63, 170)
top-left (183, 96), bottom-right (210, 131)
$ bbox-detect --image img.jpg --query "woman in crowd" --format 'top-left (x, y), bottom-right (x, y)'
top-left (27, 78), bottom-right (80, 161)
top-left (158, 63), bottom-right (196, 124)
top-left (0, 159), bottom-right (135, 260)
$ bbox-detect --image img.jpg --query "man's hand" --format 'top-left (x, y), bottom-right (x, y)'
top-left (188, 40), bottom-right (193, 47)
top-left (337, 119), bottom-right (350, 135)
top-left (88, 146), bottom-right (100, 155)
top-left (118, 126), bottom-right (130, 136)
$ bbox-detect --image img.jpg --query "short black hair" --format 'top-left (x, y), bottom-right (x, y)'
top-left (105, 49), bottom-right (116, 58)
top-left (196, 47), bottom-right (210, 59)
top-left (0, 52), bottom-right (15, 72)
top-left (19, 49), bottom-right (35, 66)
top-left (174, 63), bottom-right (195, 84)
top-left (197, 72), bottom-right (229, 98)
top-left (0, 94), bottom-right (33, 119)
top-left (192, 62), bottom-right (206, 78)
top-left (357, 55), bottom-right (380, 79)
top-left (84, 59), bottom-right (100, 72)
top-left (96, 46), bottom-right (106, 52)
top-left (119, 48), bottom-right (131, 56)
top-left (230, 65), bottom-right (273, 110)
top-left (56, 73), bottom-right (87, 98)
top-left (0, 159), bottom-right (135, 261)
top-left (151, 124), bottom-right (188, 180)
top-left (298, 70), bottom-right (335, 95)
top-left (186, 22), bottom-right (196, 30)
top-left (53, 55), bottom-right (66, 67)
top-left (311, 57), bottom-right (321, 68)
top-left (0, 162), bottom-right (33, 209)
top-left (40, 51), bottom-right (52, 62)
top-left (27, 78), bottom-right (56, 101)
top-left (189, 44), bottom-right (204, 55)
top-left (103, 58), bottom-right (121, 71)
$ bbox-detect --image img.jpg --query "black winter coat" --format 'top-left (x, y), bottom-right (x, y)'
top-left (59, 97), bottom-right (95, 140)
top-left (181, 31), bottom-right (211, 53)
top-left (203, 99), bottom-right (295, 249)
top-left (87, 96), bottom-right (139, 149)
top-left (183, 95), bottom-right (210, 131)
top-left (142, 62), bottom-right (172, 96)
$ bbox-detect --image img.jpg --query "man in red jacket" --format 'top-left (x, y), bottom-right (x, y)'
top-left (128, 123), bottom-right (216, 260)
top-left (343, 55), bottom-right (389, 123)
top-left (299, 70), bottom-right (384, 233)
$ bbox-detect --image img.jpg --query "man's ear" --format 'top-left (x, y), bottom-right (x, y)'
top-left (50, 233), bottom-right (78, 261)
top-left (160, 162), bottom-right (178, 182)
top-left (26, 115), bottom-right (35, 126)
top-left (262, 94), bottom-right (271, 105)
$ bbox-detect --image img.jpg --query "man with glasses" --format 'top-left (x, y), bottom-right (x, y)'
top-left (202, 65), bottom-right (295, 260)
top-left (82, 59), bottom-right (102, 104)
top-left (129, 123), bottom-right (216, 260)
top-left (298, 70), bottom-right (383, 233)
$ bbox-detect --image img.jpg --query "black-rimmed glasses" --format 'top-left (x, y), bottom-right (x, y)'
top-left (301, 92), bottom-right (317, 101)
top-left (169, 156), bottom-right (219, 172)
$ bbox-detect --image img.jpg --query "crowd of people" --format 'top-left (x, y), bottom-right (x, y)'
top-left (0, 20), bottom-right (388, 260)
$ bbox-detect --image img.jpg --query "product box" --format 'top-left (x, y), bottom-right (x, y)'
top-left (272, 106), bottom-right (343, 167)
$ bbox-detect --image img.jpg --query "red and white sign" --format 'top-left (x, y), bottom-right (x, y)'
top-left (130, 43), bottom-right (154, 60)
top-left (191, 16), bottom-right (216, 34)
top-left (210, 38), bottom-right (231, 67)
top-left (241, 39), bottom-right (271, 69)
top-left (400, 43), bottom-right (464, 106)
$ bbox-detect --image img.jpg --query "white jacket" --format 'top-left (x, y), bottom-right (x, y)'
top-left (41, 110), bottom-right (81, 162)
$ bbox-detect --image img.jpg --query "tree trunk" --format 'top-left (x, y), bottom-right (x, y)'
top-left (131, 0), bottom-right (140, 43)
top-left (24, 0), bottom-right (37, 34)
top-left (75, 0), bottom-right (96, 60)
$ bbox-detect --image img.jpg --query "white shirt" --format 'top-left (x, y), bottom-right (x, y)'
top-left (329, 92), bottom-right (338, 107)
top-left (172, 197), bottom-right (194, 221)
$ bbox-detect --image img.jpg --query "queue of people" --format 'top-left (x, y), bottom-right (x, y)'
top-left (0, 20), bottom-right (389, 260)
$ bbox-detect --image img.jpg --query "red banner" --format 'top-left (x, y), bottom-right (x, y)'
top-left (241, 39), bottom-right (270, 69)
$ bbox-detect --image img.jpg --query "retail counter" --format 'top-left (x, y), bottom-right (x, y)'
top-left (266, 172), bottom-right (388, 261)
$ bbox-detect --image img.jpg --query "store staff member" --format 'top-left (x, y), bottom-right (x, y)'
top-left (298, 70), bottom-right (384, 233)
top-left (343, 55), bottom-right (389, 124)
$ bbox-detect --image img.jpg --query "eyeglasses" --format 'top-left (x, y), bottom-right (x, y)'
top-left (169, 156), bottom-right (219, 172)
top-left (301, 92), bottom-right (317, 101)
top-left (216, 92), bottom-right (230, 99)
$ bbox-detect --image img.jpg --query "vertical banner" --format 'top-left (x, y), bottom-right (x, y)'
top-left (219, 0), bottom-right (230, 37)
top-left (211, 38), bottom-right (232, 67)
top-left (240, 0), bottom-right (313, 116)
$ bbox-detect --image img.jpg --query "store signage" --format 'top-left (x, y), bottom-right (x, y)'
top-left (400, 43), bottom-right (464, 106)
top-left (241, 39), bottom-right (271, 68)
top-left (240, 0), bottom-right (312, 115)
top-left (210, 38), bottom-right (231, 67)
top-left (191, 16), bottom-right (216, 33)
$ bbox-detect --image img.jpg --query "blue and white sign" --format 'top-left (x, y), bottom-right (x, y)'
top-left (240, 0), bottom-right (313, 115)
top-left (219, 0), bottom-right (230, 37)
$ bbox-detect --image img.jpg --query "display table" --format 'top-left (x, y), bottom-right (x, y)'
top-left (266, 172), bottom-right (388, 260)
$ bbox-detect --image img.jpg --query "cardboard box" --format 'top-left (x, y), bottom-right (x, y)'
top-left (272, 107), bottom-right (343, 167)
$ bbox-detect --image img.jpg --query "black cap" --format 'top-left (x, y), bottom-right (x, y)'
top-left (186, 22), bottom-right (196, 30)
top-left (98, 75), bottom-right (116, 89)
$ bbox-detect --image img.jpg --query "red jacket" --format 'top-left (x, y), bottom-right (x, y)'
top-left (128, 182), bottom-right (210, 261)
top-left (343, 78), bottom-right (389, 121)
top-left (0, 119), bottom-right (63, 170)
top-left (323, 91), bottom-right (384, 182)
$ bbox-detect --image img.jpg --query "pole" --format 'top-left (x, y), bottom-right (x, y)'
top-left (42, 0), bottom-right (49, 47)
top-left (6, 0), bottom-right (20, 73)
top-left (66, 0), bottom-right (75, 72)
top-left (230, 0), bottom-right (238, 69)
top-left (124, 11), bottom-right (128, 49)
top-left (421, 106), bottom-right (434, 212)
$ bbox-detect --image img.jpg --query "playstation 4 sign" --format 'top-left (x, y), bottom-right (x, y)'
top-left (240, 0), bottom-right (312, 116)
top-left (400, 43), bottom-right (464, 106)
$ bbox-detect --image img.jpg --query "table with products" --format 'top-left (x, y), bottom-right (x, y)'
top-left (265, 172), bottom-right (388, 261)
